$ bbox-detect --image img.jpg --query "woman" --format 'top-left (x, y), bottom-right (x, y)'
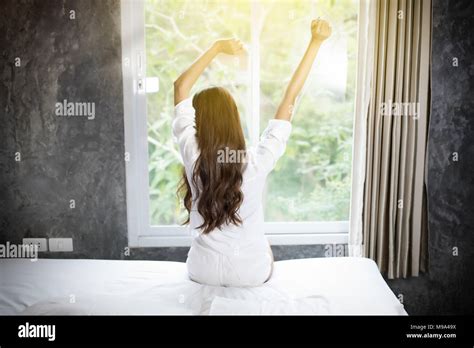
top-left (173, 19), bottom-right (332, 287)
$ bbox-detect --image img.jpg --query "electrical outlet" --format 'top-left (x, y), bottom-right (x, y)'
top-left (49, 238), bottom-right (73, 252)
top-left (22, 238), bottom-right (48, 252)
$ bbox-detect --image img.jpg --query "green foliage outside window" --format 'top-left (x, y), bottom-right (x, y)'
top-left (145, 0), bottom-right (357, 225)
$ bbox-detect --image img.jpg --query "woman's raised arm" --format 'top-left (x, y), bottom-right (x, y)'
top-left (174, 39), bottom-right (245, 105)
top-left (274, 19), bottom-right (332, 121)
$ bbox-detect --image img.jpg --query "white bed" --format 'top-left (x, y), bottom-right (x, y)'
top-left (0, 257), bottom-right (407, 315)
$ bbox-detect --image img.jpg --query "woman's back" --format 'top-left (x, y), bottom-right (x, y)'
top-left (173, 97), bottom-right (291, 286)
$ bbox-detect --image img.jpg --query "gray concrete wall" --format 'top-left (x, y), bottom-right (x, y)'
top-left (0, 0), bottom-right (128, 259)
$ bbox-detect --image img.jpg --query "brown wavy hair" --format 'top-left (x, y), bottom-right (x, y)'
top-left (179, 87), bottom-right (246, 234)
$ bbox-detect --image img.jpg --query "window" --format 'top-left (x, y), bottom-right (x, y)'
top-left (121, 0), bottom-right (358, 247)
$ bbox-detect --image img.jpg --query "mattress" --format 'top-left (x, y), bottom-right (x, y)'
top-left (0, 257), bottom-right (407, 315)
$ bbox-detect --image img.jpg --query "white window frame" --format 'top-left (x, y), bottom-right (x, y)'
top-left (121, 0), bottom-right (353, 248)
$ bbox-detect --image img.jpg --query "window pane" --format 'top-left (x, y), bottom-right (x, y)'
top-left (259, 0), bottom-right (357, 221)
top-left (145, 0), bottom-right (250, 225)
top-left (145, 0), bottom-right (356, 226)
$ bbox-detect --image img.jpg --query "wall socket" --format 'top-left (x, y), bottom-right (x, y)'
top-left (22, 238), bottom-right (48, 252)
top-left (49, 238), bottom-right (73, 252)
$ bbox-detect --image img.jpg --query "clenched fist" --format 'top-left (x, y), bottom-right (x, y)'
top-left (311, 19), bottom-right (332, 42)
top-left (214, 38), bottom-right (246, 55)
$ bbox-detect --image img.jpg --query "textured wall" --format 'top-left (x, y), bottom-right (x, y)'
top-left (386, 0), bottom-right (474, 315)
top-left (0, 0), bottom-right (128, 259)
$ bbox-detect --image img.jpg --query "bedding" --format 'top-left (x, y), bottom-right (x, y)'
top-left (0, 257), bottom-right (407, 315)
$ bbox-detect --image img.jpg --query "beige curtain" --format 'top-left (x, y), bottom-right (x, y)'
top-left (350, 0), bottom-right (431, 279)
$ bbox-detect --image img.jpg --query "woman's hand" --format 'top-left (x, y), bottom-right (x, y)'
top-left (174, 38), bottom-right (245, 105)
top-left (214, 38), bottom-right (245, 55)
top-left (311, 19), bottom-right (332, 42)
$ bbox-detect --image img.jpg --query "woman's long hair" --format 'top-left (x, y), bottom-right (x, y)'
top-left (179, 87), bottom-right (246, 234)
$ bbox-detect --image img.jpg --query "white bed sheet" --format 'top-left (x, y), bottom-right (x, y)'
top-left (0, 257), bottom-right (407, 315)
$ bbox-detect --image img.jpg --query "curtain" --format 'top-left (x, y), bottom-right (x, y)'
top-left (349, 0), bottom-right (431, 279)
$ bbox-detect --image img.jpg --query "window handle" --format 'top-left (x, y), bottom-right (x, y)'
top-left (137, 78), bottom-right (144, 93)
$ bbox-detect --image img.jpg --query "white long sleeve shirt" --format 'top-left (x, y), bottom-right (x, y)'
top-left (173, 97), bottom-right (292, 277)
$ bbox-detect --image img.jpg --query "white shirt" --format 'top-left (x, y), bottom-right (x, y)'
top-left (172, 97), bottom-right (292, 255)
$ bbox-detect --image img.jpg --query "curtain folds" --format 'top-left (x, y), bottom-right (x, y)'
top-left (349, 0), bottom-right (431, 279)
